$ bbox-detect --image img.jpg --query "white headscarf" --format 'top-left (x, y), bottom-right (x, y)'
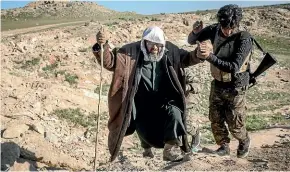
top-left (140, 26), bottom-right (166, 62)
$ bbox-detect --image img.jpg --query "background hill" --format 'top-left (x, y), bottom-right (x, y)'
top-left (1, 1), bottom-right (143, 31)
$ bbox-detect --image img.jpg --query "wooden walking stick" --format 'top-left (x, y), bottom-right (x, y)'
top-left (94, 27), bottom-right (105, 170)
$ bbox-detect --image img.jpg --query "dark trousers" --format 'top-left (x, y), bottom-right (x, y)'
top-left (209, 81), bottom-right (249, 145)
top-left (136, 103), bottom-right (186, 149)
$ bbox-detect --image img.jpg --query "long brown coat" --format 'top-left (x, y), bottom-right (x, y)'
top-left (93, 41), bottom-right (201, 161)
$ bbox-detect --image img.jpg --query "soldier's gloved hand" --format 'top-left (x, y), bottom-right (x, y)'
top-left (96, 27), bottom-right (108, 45)
top-left (192, 21), bottom-right (203, 34)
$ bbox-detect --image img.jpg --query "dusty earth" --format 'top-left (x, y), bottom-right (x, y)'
top-left (1, 2), bottom-right (290, 171)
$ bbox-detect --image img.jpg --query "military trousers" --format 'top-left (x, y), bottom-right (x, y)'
top-left (209, 81), bottom-right (249, 145)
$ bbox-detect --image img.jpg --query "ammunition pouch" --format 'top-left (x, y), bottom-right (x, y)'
top-left (210, 52), bottom-right (251, 82)
top-left (210, 64), bottom-right (232, 82)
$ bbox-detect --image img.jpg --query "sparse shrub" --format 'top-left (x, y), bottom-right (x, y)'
top-left (9, 71), bottom-right (21, 77)
top-left (199, 124), bottom-right (215, 145)
top-left (65, 73), bottom-right (78, 85)
top-left (21, 58), bottom-right (40, 70)
top-left (151, 17), bottom-right (161, 21)
top-left (78, 47), bottom-right (89, 52)
top-left (118, 17), bottom-right (126, 20)
top-left (94, 84), bottom-right (110, 94)
top-left (53, 69), bottom-right (78, 85)
top-left (194, 10), bottom-right (204, 15)
top-left (66, 3), bottom-right (73, 7)
top-left (51, 108), bottom-right (96, 127)
top-left (200, 129), bottom-right (215, 145)
top-left (54, 70), bottom-right (66, 77)
top-left (269, 113), bottom-right (290, 125)
top-left (105, 21), bottom-right (119, 27)
top-left (42, 63), bottom-right (58, 72)
top-left (246, 115), bottom-right (268, 131)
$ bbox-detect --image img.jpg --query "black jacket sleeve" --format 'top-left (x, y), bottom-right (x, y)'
top-left (206, 36), bottom-right (253, 73)
top-left (187, 24), bottom-right (217, 45)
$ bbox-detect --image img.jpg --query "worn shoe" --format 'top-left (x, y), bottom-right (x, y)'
top-left (143, 148), bottom-right (154, 158)
top-left (163, 143), bottom-right (183, 162)
top-left (237, 137), bottom-right (251, 158)
top-left (215, 143), bottom-right (230, 156)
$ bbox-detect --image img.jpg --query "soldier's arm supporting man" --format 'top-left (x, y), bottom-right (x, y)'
top-left (188, 24), bottom-right (216, 45)
top-left (205, 36), bottom-right (253, 73)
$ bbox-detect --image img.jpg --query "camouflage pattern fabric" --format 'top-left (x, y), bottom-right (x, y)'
top-left (184, 68), bottom-right (201, 150)
top-left (209, 81), bottom-right (249, 145)
top-left (185, 68), bottom-right (200, 96)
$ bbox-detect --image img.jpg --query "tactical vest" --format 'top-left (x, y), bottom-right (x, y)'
top-left (210, 25), bottom-right (251, 82)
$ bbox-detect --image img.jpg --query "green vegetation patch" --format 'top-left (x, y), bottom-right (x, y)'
top-left (94, 84), bottom-right (111, 94)
top-left (51, 108), bottom-right (96, 127)
top-left (254, 35), bottom-right (290, 56)
top-left (42, 63), bottom-right (58, 72)
top-left (64, 73), bottom-right (79, 85)
top-left (21, 58), bottom-right (40, 70)
top-left (246, 113), bottom-right (290, 131)
top-left (247, 86), bottom-right (290, 113)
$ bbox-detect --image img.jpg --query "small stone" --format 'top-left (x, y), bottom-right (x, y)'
top-left (78, 136), bottom-right (86, 141)
top-left (16, 44), bottom-right (24, 53)
top-left (2, 124), bottom-right (30, 139)
top-left (44, 131), bottom-right (58, 144)
top-left (30, 123), bottom-right (45, 135)
top-left (64, 81), bottom-right (70, 87)
top-left (84, 129), bottom-right (93, 139)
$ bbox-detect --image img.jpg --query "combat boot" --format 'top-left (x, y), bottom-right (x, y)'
top-left (163, 143), bottom-right (183, 162)
top-left (237, 137), bottom-right (251, 158)
top-left (215, 143), bottom-right (230, 156)
top-left (142, 148), bottom-right (154, 158)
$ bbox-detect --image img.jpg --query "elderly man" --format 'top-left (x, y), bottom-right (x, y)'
top-left (92, 26), bottom-right (204, 162)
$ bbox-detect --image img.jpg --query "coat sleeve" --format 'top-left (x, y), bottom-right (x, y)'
top-left (92, 43), bottom-right (117, 71)
top-left (180, 48), bottom-right (203, 68)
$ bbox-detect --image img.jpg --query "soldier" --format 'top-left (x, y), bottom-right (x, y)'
top-left (188, 4), bottom-right (252, 158)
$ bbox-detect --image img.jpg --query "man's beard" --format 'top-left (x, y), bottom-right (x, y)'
top-left (148, 53), bottom-right (161, 62)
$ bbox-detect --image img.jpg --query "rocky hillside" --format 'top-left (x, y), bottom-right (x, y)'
top-left (2, 1), bottom-right (115, 17)
top-left (180, 3), bottom-right (290, 37)
top-left (1, 2), bottom-right (290, 171)
top-left (1, 1), bottom-right (142, 31)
